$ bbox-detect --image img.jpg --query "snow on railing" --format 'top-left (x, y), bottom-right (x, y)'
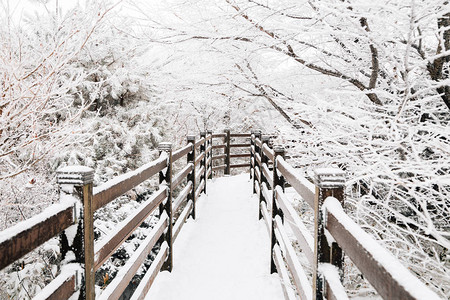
top-left (250, 133), bottom-right (442, 300)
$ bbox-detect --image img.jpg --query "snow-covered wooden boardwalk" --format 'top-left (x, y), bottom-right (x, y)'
top-left (145, 173), bottom-right (284, 300)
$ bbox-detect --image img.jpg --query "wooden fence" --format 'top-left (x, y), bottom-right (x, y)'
top-left (250, 131), bottom-right (441, 300)
top-left (0, 130), bottom-right (252, 300)
top-left (0, 131), bottom-right (442, 299)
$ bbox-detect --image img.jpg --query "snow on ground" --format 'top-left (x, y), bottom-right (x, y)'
top-left (145, 173), bottom-right (284, 300)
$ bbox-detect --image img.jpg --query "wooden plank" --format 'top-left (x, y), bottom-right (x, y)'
top-left (230, 143), bottom-right (251, 148)
top-left (260, 202), bottom-right (271, 235)
top-left (254, 165), bottom-right (261, 183)
top-left (255, 153), bottom-right (262, 166)
top-left (273, 245), bottom-right (297, 300)
top-left (319, 263), bottom-right (349, 300)
top-left (230, 163), bottom-right (251, 168)
top-left (212, 133), bottom-right (226, 138)
top-left (274, 216), bottom-right (313, 300)
top-left (93, 157), bottom-right (167, 210)
top-left (206, 167), bottom-right (211, 179)
top-left (262, 143), bottom-right (274, 162)
top-left (230, 133), bottom-right (251, 137)
top-left (254, 180), bottom-right (260, 196)
top-left (172, 164), bottom-right (193, 190)
top-left (325, 198), bottom-right (442, 300)
top-left (173, 201), bottom-right (193, 242)
top-left (276, 157), bottom-right (315, 208)
top-left (195, 137), bottom-right (206, 148)
top-left (212, 165), bottom-right (226, 171)
top-left (213, 154), bottom-right (226, 160)
top-left (94, 188), bottom-right (166, 270)
top-left (212, 144), bottom-right (226, 149)
top-left (262, 163), bottom-right (273, 188)
top-left (195, 179), bottom-right (205, 199)
top-left (195, 152), bottom-right (205, 167)
top-left (0, 203), bottom-right (75, 271)
top-left (230, 153), bottom-right (251, 158)
top-left (261, 182), bottom-right (272, 211)
top-left (98, 214), bottom-right (168, 300)
top-left (172, 144), bottom-right (192, 163)
top-left (275, 187), bottom-right (314, 265)
top-left (32, 268), bottom-right (78, 300)
top-left (255, 138), bottom-right (262, 148)
top-left (205, 145), bottom-right (212, 153)
top-left (195, 166), bottom-right (205, 183)
top-left (173, 182), bottom-right (192, 213)
top-left (129, 243), bottom-right (168, 300)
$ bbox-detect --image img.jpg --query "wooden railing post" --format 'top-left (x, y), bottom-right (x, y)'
top-left (224, 129), bottom-right (231, 175)
top-left (158, 142), bottom-right (173, 272)
top-left (259, 135), bottom-right (270, 219)
top-left (313, 168), bottom-right (346, 300)
top-left (252, 130), bottom-right (262, 194)
top-left (200, 131), bottom-right (207, 194)
top-left (56, 166), bottom-right (95, 300)
top-left (207, 130), bottom-right (213, 179)
top-left (187, 135), bottom-right (197, 219)
top-left (270, 146), bottom-right (285, 274)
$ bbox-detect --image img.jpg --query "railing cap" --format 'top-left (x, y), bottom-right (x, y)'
top-left (187, 135), bottom-right (196, 141)
top-left (57, 166), bottom-right (94, 186)
top-left (207, 130), bottom-right (212, 134)
top-left (200, 131), bottom-right (206, 136)
top-left (313, 168), bottom-right (345, 188)
top-left (158, 142), bottom-right (172, 151)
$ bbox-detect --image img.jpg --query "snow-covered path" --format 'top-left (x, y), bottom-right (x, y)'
top-left (145, 173), bottom-right (284, 300)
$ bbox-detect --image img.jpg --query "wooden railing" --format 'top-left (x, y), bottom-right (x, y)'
top-left (0, 131), bottom-right (443, 300)
top-left (250, 132), bottom-right (441, 300)
top-left (0, 131), bottom-right (215, 300)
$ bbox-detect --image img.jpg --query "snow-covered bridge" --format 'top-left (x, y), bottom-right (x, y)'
top-left (0, 131), bottom-right (442, 300)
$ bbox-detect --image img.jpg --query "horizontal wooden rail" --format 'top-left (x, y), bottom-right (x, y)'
top-left (320, 264), bottom-right (349, 300)
top-left (230, 163), bottom-right (250, 169)
top-left (195, 137), bottom-right (206, 148)
top-left (173, 201), bottom-right (193, 242)
top-left (276, 157), bottom-right (315, 208)
top-left (195, 152), bottom-right (205, 166)
top-left (98, 214), bottom-right (168, 300)
top-left (230, 153), bottom-right (251, 158)
top-left (33, 265), bottom-right (80, 300)
top-left (195, 179), bottom-right (205, 199)
top-left (275, 187), bottom-right (314, 264)
top-left (262, 163), bottom-right (273, 187)
top-left (172, 164), bottom-right (193, 190)
top-left (94, 188), bottom-right (166, 270)
top-left (230, 143), bottom-right (251, 148)
top-left (172, 144), bottom-right (192, 162)
top-left (230, 133), bottom-right (251, 138)
top-left (93, 156), bottom-right (167, 210)
top-left (324, 197), bottom-right (441, 300)
top-left (212, 144), bottom-right (226, 149)
top-left (260, 202), bottom-right (271, 235)
top-left (262, 143), bottom-right (274, 162)
top-left (173, 182), bottom-right (192, 213)
top-left (212, 154), bottom-right (226, 160)
top-left (273, 245), bottom-right (297, 300)
top-left (255, 153), bottom-right (261, 166)
top-left (0, 202), bottom-right (75, 271)
top-left (129, 242), bottom-right (168, 300)
top-left (212, 165), bottom-right (226, 171)
top-left (212, 133), bottom-right (226, 138)
top-left (274, 216), bottom-right (312, 300)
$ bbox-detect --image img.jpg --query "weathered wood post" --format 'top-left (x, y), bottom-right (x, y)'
top-left (313, 168), bottom-right (345, 300)
top-left (57, 166), bottom-right (95, 300)
top-left (158, 142), bottom-right (173, 271)
top-left (252, 130), bottom-right (262, 194)
top-left (207, 130), bottom-right (213, 180)
top-left (200, 131), bottom-right (207, 194)
top-left (224, 129), bottom-right (231, 175)
top-left (271, 146), bottom-right (285, 274)
top-left (187, 135), bottom-right (197, 219)
top-left (258, 135), bottom-right (270, 220)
